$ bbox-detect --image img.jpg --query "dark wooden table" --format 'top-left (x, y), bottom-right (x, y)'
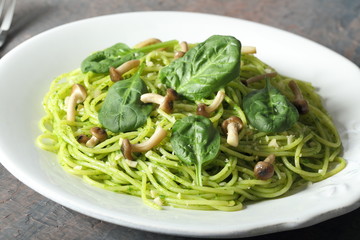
top-left (1, 0), bottom-right (359, 239)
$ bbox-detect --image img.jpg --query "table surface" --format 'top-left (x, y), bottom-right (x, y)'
top-left (1, 0), bottom-right (360, 239)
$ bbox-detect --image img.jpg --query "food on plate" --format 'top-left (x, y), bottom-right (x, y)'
top-left (36, 35), bottom-right (345, 211)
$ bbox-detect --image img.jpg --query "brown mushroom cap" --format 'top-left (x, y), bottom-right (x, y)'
top-left (221, 116), bottom-right (243, 147)
top-left (85, 127), bottom-right (108, 147)
top-left (293, 99), bottom-right (309, 114)
top-left (77, 134), bottom-right (90, 145)
top-left (221, 116), bottom-right (243, 134)
top-left (109, 67), bottom-right (122, 82)
top-left (196, 104), bottom-right (210, 117)
top-left (160, 89), bottom-right (179, 113)
top-left (254, 154), bottom-right (276, 180)
top-left (288, 80), bottom-right (309, 114)
top-left (174, 51), bottom-right (185, 59)
top-left (71, 84), bottom-right (87, 102)
top-left (90, 127), bottom-right (108, 142)
top-left (141, 89), bottom-right (178, 114)
top-left (121, 138), bottom-right (133, 160)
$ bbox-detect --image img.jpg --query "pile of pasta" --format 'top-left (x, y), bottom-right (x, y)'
top-left (37, 38), bottom-right (345, 211)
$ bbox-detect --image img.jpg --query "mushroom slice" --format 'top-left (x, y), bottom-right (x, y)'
top-left (288, 80), bottom-right (309, 114)
top-left (221, 116), bottom-right (243, 147)
top-left (121, 127), bottom-right (167, 160)
top-left (110, 59), bottom-right (140, 82)
top-left (196, 90), bottom-right (225, 117)
top-left (86, 127), bottom-right (108, 148)
top-left (67, 84), bottom-right (87, 122)
top-left (140, 89), bottom-right (179, 113)
top-left (254, 154), bottom-right (276, 180)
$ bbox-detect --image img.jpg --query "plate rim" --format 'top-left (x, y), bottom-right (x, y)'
top-left (1, 11), bottom-right (360, 238)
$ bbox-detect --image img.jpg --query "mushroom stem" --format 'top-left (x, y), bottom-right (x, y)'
top-left (227, 123), bottom-right (240, 147)
top-left (66, 84), bottom-right (87, 121)
top-left (132, 127), bottom-right (167, 152)
top-left (196, 90), bottom-right (225, 117)
top-left (86, 136), bottom-right (100, 148)
top-left (241, 46), bottom-right (257, 54)
top-left (221, 116), bottom-right (243, 147)
top-left (180, 41), bottom-right (189, 52)
top-left (288, 80), bottom-right (309, 114)
top-left (133, 38), bottom-right (162, 48)
top-left (67, 96), bottom-right (78, 121)
top-left (206, 90), bottom-right (225, 113)
top-left (264, 154), bottom-right (276, 164)
top-left (85, 127), bottom-right (108, 148)
top-left (110, 59), bottom-right (140, 82)
top-left (141, 93), bottom-right (164, 105)
top-left (121, 127), bottom-right (167, 160)
top-left (174, 41), bottom-right (189, 59)
top-left (140, 89), bottom-right (178, 113)
top-left (242, 72), bottom-right (278, 86)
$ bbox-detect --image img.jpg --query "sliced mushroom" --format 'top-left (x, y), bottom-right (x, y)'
top-left (133, 38), bottom-right (162, 48)
top-left (110, 59), bottom-right (140, 82)
top-left (221, 116), bottom-right (243, 147)
top-left (121, 127), bottom-right (167, 160)
top-left (196, 90), bottom-right (225, 117)
top-left (242, 72), bottom-right (278, 86)
top-left (288, 80), bottom-right (309, 114)
top-left (241, 46), bottom-right (257, 54)
top-left (140, 88), bottom-right (179, 113)
top-left (254, 154), bottom-right (276, 180)
top-left (67, 84), bottom-right (87, 121)
top-left (86, 127), bottom-right (108, 148)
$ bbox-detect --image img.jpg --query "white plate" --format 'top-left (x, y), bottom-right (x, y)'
top-left (1, 11), bottom-right (360, 238)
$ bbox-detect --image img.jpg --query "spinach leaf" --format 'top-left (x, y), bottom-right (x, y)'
top-left (81, 40), bottom-right (178, 74)
top-left (159, 35), bottom-right (241, 101)
top-left (98, 67), bottom-right (152, 133)
top-left (243, 79), bottom-right (299, 133)
top-left (170, 115), bottom-right (220, 186)
top-left (81, 43), bottom-right (140, 74)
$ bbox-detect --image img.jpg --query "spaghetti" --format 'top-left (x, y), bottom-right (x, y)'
top-left (36, 38), bottom-right (345, 211)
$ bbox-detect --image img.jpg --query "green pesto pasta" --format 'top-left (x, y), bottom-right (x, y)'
top-left (36, 38), bottom-right (345, 211)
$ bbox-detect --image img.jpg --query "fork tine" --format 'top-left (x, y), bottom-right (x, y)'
top-left (0, 0), bottom-right (5, 18)
top-left (1, 0), bottom-right (16, 31)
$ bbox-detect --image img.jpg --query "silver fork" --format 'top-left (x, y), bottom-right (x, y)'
top-left (0, 0), bottom-right (16, 48)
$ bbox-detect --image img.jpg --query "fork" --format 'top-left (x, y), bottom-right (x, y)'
top-left (0, 0), bottom-right (16, 48)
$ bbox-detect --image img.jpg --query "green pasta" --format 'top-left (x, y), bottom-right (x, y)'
top-left (36, 37), bottom-right (346, 211)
